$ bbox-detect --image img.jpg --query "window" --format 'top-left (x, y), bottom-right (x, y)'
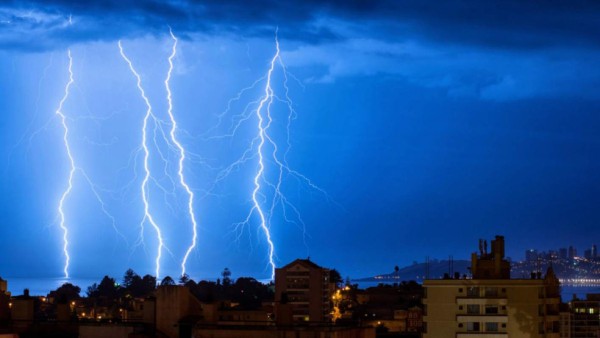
top-left (467, 287), bottom-right (480, 297)
top-left (485, 322), bottom-right (498, 332)
top-left (484, 287), bottom-right (498, 297)
top-left (467, 304), bottom-right (480, 314)
top-left (467, 322), bottom-right (480, 332)
top-left (458, 288), bottom-right (463, 293)
top-left (458, 305), bottom-right (463, 310)
top-left (485, 305), bottom-right (499, 314)
top-left (501, 323), bottom-right (506, 328)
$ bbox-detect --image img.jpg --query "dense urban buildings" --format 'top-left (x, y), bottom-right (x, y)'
top-left (513, 243), bottom-right (600, 283)
top-left (2, 237), bottom-right (600, 337)
top-left (0, 261), bottom-right (375, 338)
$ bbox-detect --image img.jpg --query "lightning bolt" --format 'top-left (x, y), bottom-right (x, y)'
top-left (211, 31), bottom-right (335, 281)
top-left (164, 30), bottom-right (200, 277)
top-left (251, 39), bottom-right (280, 281)
top-left (56, 50), bottom-right (75, 279)
top-left (55, 50), bottom-right (126, 279)
top-left (118, 41), bottom-right (165, 279)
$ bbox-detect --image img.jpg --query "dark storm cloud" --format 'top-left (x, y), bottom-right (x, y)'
top-left (2, 0), bottom-right (600, 51)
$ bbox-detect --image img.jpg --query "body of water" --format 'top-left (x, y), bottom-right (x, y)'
top-left (5, 277), bottom-right (101, 296)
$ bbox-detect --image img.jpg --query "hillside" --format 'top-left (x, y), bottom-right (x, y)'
top-left (355, 259), bottom-right (471, 282)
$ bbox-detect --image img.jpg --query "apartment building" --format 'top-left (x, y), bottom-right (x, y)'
top-left (423, 235), bottom-right (561, 338)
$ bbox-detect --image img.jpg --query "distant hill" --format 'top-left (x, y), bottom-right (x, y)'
top-left (355, 259), bottom-right (470, 282)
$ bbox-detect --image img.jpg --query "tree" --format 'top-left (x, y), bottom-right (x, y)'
top-left (221, 268), bottom-right (232, 286)
top-left (329, 269), bottom-right (343, 286)
top-left (97, 276), bottom-right (119, 299)
top-left (179, 274), bottom-right (190, 285)
top-left (51, 283), bottom-right (81, 304)
top-left (86, 283), bottom-right (99, 297)
top-left (86, 276), bottom-right (120, 308)
top-left (122, 269), bottom-right (139, 289)
top-left (142, 275), bottom-right (157, 289)
top-left (161, 276), bottom-right (175, 286)
top-left (231, 277), bottom-right (273, 310)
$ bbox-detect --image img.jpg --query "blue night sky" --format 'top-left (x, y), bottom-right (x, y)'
top-left (1, 1), bottom-right (599, 284)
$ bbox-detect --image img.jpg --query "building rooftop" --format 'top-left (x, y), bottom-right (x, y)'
top-left (280, 258), bottom-right (324, 270)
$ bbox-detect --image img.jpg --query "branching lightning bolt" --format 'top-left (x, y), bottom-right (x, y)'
top-left (55, 50), bottom-right (125, 278)
top-left (251, 43), bottom-right (279, 281)
top-left (56, 50), bottom-right (75, 279)
top-left (211, 32), bottom-right (335, 281)
top-left (118, 41), bottom-right (165, 279)
top-left (164, 30), bottom-right (200, 277)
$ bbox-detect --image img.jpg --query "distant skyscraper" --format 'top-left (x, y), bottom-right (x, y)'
top-left (569, 246), bottom-right (577, 259)
top-left (592, 245), bottom-right (597, 259)
top-left (526, 249), bottom-right (538, 262)
top-left (559, 248), bottom-right (568, 260)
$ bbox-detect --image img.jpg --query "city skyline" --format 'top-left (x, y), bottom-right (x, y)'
top-left (1, 1), bottom-right (600, 282)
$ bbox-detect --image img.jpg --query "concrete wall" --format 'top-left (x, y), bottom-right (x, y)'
top-left (155, 286), bottom-right (202, 338)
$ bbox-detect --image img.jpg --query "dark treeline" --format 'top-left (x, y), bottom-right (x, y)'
top-left (46, 268), bottom-right (275, 321)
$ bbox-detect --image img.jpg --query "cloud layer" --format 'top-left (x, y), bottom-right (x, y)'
top-left (3, 0), bottom-right (600, 51)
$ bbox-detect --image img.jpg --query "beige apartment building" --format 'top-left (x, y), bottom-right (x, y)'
top-left (423, 235), bottom-right (561, 338)
top-left (274, 258), bottom-right (335, 324)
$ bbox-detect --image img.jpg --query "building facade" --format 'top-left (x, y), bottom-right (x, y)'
top-left (423, 236), bottom-right (561, 338)
top-left (570, 294), bottom-right (600, 338)
top-left (274, 259), bottom-right (334, 324)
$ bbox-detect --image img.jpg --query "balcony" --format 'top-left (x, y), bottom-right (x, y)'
top-left (456, 298), bottom-right (507, 306)
top-left (456, 315), bottom-right (508, 323)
